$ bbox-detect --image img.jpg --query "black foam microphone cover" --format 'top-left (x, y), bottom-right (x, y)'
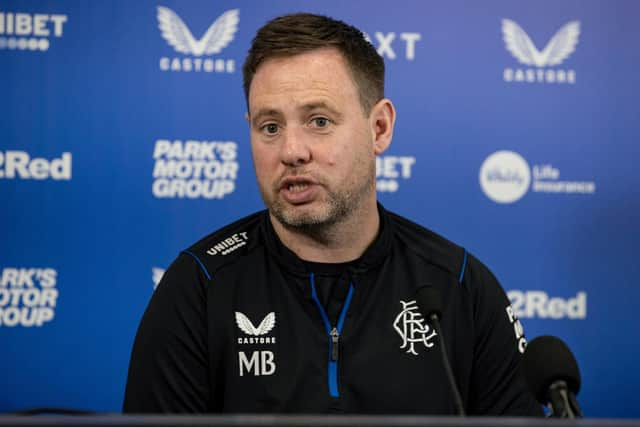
top-left (522, 335), bottom-right (581, 403)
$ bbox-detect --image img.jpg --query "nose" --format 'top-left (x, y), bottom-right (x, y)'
top-left (280, 126), bottom-right (311, 167)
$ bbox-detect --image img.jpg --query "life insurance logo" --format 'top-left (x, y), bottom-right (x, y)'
top-left (152, 139), bottom-right (238, 199)
top-left (0, 268), bottom-right (58, 327)
top-left (479, 150), bottom-right (596, 204)
top-left (501, 19), bottom-right (581, 84)
top-left (376, 155), bottom-right (416, 193)
top-left (0, 151), bottom-right (72, 181)
top-left (156, 6), bottom-right (238, 74)
top-left (0, 11), bottom-right (68, 51)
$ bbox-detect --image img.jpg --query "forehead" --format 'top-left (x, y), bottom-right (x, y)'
top-left (248, 48), bottom-right (359, 113)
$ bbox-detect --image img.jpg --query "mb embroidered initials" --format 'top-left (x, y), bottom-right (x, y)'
top-left (238, 350), bottom-right (275, 377)
top-left (235, 311), bottom-right (277, 376)
top-left (393, 300), bottom-right (437, 355)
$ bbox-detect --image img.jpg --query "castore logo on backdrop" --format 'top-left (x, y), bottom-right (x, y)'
top-left (502, 19), bottom-right (580, 84)
top-left (0, 268), bottom-right (58, 327)
top-left (0, 11), bottom-right (68, 51)
top-left (479, 150), bottom-right (596, 204)
top-left (157, 6), bottom-right (238, 73)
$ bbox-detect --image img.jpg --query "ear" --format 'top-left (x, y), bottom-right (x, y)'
top-left (369, 99), bottom-right (396, 155)
top-left (245, 111), bottom-right (250, 124)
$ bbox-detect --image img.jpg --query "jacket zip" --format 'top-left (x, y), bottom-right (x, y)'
top-left (309, 272), bottom-right (355, 398)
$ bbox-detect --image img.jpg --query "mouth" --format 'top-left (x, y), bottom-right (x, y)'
top-left (286, 182), bottom-right (310, 193)
top-left (280, 175), bottom-right (316, 189)
top-left (279, 177), bottom-right (319, 204)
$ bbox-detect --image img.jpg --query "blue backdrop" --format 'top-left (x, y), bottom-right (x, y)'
top-left (1, 0), bottom-right (639, 417)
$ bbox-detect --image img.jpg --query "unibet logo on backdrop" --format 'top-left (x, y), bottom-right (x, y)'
top-left (0, 268), bottom-right (58, 327)
top-left (0, 11), bottom-right (67, 51)
top-left (376, 155), bottom-right (416, 193)
top-left (502, 19), bottom-right (580, 84)
top-left (0, 151), bottom-right (72, 180)
top-left (157, 6), bottom-right (238, 74)
top-left (479, 150), bottom-right (595, 204)
top-left (152, 139), bottom-right (238, 199)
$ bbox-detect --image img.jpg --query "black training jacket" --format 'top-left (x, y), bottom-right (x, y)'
top-left (123, 205), bottom-right (542, 415)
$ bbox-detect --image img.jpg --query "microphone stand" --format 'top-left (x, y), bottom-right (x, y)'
top-left (430, 314), bottom-right (466, 416)
top-left (548, 380), bottom-right (583, 419)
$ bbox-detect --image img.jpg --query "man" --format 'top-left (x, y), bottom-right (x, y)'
top-left (124, 13), bottom-right (541, 415)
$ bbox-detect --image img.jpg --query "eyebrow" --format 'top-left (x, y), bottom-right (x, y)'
top-left (250, 101), bottom-right (343, 127)
top-left (251, 109), bottom-right (284, 127)
top-left (301, 101), bottom-right (344, 122)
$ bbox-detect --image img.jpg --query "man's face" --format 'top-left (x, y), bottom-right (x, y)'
top-left (247, 48), bottom-right (377, 230)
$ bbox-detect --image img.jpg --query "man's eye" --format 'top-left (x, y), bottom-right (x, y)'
top-left (312, 117), bottom-right (329, 128)
top-left (262, 123), bottom-right (279, 135)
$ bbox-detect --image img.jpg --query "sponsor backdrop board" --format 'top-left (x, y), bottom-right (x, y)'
top-left (1, 0), bottom-right (638, 418)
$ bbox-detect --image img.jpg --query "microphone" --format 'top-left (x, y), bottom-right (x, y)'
top-left (415, 286), bottom-right (466, 416)
top-left (521, 335), bottom-right (583, 418)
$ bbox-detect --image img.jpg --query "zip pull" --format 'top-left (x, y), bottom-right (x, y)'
top-left (330, 327), bottom-right (339, 361)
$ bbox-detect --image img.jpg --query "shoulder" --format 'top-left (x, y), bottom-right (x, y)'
top-left (182, 210), bottom-right (267, 281)
top-left (385, 208), bottom-right (502, 293)
top-left (385, 209), bottom-right (467, 281)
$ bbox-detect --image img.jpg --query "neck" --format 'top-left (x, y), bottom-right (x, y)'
top-left (270, 201), bottom-right (380, 263)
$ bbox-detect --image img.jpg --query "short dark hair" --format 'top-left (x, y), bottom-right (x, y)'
top-left (242, 13), bottom-right (385, 114)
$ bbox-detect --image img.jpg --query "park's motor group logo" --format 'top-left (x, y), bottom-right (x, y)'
top-left (157, 6), bottom-right (238, 73)
top-left (502, 19), bottom-right (580, 84)
top-left (0, 11), bottom-right (68, 51)
top-left (479, 150), bottom-right (596, 204)
top-left (0, 268), bottom-right (58, 327)
top-left (151, 139), bottom-right (238, 199)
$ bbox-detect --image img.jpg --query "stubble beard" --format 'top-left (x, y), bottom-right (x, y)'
top-left (262, 162), bottom-right (376, 237)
